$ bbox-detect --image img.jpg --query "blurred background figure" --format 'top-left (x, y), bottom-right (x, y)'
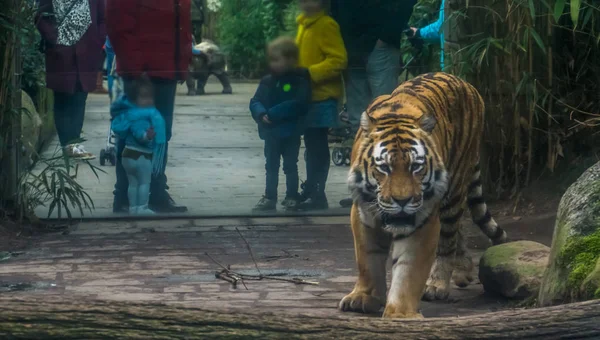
top-left (191, 0), bottom-right (205, 43)
top-left (107, 0), bottom-right (192, 214)
top-left (331, 0), bottom-right (417, 208)
top-left (187, 40), bottom-right (233, 95)
top-left (35, 0), bottom-right (106, 159)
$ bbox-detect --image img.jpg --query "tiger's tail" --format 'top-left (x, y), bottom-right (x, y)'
top-left (466, 164), bottom-right (507, 245)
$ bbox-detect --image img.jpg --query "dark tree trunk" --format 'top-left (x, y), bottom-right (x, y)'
top-left (0, 297), bottom-right (599, 339)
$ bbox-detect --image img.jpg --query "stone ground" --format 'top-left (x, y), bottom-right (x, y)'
top-left (35, 81), bottom-right (350, 219)
top-left (0, 213), bottom-right (556, 318)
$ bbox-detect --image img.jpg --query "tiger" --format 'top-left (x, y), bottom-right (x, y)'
top-left (338, 72), bottom-right (507, 319)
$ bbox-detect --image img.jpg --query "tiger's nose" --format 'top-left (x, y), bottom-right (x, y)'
top-left (393, 197), bottom-right (412, 207)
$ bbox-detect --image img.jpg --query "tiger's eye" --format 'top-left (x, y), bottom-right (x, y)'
top-left (379, 164), bottom-right (391, 173)
top-left (411, 163), bottom-right (424, 172)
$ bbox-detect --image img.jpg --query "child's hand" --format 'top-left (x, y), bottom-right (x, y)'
top-left (146, 127), bottom-right (156, 140)
top-left (262, 115), bottom-right (272, 124)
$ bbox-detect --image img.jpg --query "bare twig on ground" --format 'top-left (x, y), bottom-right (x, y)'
top-left (263, 249), bottom-right (298, 262)
top-left (235, 227), bottom-right (261, 276)
top-left (204, 231), bottom-right (319, 289)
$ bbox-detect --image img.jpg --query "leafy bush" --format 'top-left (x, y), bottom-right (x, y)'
top-left (17, 145), bottom-right (100, 221)
top-left (217, 0), bottom-right (295, 78)
top-left (19, 1), bottom-right (45, 101)
top-left (401, 0), bottom-right (441, 76)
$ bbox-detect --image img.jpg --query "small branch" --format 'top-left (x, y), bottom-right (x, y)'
top-left (235, 227), bottom-right (261, 276)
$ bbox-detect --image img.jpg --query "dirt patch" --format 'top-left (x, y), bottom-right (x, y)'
top-left (519, 249), bottom-right (550, 262)
top-left (0, 220), bottom-right (50, 253)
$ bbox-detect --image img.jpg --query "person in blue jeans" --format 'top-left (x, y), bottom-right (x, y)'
top-left (111, 76), bottom-right (167, 215)
top-left (330, 0), bottom-right (417, 208)
top-left (250, 37), bottom-right (311, 211)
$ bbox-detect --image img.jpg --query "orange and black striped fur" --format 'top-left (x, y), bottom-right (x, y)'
top-left (338, 72), bottom-right (507, 319)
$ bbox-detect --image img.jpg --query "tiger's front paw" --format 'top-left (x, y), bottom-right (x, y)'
top-left (422, 280), bottom-right (450, 301)
top-left (339, 291), bottom-right (383, 314)
top-left (382, 304), bottom-right (424, 319)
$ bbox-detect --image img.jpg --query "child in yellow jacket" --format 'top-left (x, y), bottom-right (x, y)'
top-left (295, 0), bottom-right (348, 210)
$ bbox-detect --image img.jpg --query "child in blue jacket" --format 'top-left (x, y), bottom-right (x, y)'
top-left (250, 37), bottom-right (311, 211)
top-left (110, 76), bottom-right (167, 215)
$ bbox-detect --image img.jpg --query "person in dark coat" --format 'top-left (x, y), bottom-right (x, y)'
top-left (330, 0), bottom-right (417, 207)
top-left (106, 0), bottom-right (193, 214)
top-left (35, 0), bottom-right (106, 160)
top-left (249, 37), bottom-right (311, 211)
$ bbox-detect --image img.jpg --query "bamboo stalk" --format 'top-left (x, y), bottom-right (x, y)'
top-left (546, 0), bottom-right (554, 172)
top-left (525, 8), bottom-right (535, 185)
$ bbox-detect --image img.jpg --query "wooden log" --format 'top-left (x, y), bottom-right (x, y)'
top-left (0, 297), bottom-right (598, 339)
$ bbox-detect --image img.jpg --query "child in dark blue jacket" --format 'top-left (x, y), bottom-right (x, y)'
top-left (250, 37), bottom-right (311, 211)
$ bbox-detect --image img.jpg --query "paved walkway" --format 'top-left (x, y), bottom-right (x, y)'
top-left (0, 214), bottom-right (555, 318)
top-left (35, 82), bottom-right (350, 218)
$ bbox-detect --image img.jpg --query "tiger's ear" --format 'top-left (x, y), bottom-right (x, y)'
top-left (418, 114), bottom-right (437, 134)
top-left (360, 111), bottom-right (375, 132)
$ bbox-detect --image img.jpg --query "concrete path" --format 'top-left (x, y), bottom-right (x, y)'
top-left (35, 82), bottom-right (350, 219)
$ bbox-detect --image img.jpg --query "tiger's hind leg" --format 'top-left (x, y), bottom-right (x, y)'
top-left (339, 205), bottom-right (391, 314)
top-left (423, 195), bottom-right (466, 301)
top-left (452, 228), bottom-right (475, 288)
top-left (467, 164), bottom-right (507, 245)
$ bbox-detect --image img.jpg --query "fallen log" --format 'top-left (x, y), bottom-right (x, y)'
top-left (0, 297), bottom-right (599, 339)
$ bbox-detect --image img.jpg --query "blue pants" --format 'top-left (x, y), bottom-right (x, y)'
top-left (114, 78), bottom-right (176, 205)
top-left (53, 85), bottom-right (88, 147)
top-left (122, 153), bottom-right (152, 210)
top-left (303, 99), bottom-right (337, 196)
top-left (264, 136), bottom-right (301, 200)
top-left (303, 127), bottom-right (330, 196)
top-left (345, 44), bottom-right (400, 134)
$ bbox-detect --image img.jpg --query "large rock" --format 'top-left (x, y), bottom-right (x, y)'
top-left (538, 162), bottom-right (600, 306)
top-left (20, 90), bottom-right (42, 167)
top-left (479, 241), bottom-right (549, 299)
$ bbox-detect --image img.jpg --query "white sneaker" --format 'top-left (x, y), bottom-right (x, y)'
top-left (64, 144), bottom-right (95, 160)
top-left (129, 206), bottom-right (139, 215)
top-left (74, 144), bottom-right (96, 160)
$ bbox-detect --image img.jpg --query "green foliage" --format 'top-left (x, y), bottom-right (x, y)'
top-left (17, 141), bottom-right (102, 220)
top-left (444, 0), bottom-right (600, 194)
top-left (2, 0), bottom-right (95, 221)
top-left (217, 0), bottom-right (296, 78)
top-left (401, 0), bottom-right (441, 76)
top-left (19, 1), bottom-right (45, 100)
top-left (560, 230), bottom-right (600, 292)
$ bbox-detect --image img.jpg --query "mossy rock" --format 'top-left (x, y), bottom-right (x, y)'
top-left (479, 240), bottom-right (549, 299)
top-left (538, 161), bottom-right (600, 306)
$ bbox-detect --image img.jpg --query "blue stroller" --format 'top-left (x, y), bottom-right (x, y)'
top-left (99, 60), bottom-right (122, 166)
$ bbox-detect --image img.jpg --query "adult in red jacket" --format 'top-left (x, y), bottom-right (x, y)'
top-left (35, 0), bottom-right (105, 160)
top-left (107, 0), bottom-right (192, 213)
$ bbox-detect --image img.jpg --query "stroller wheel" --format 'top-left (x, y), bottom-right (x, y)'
top-left (343, 147), bottom-right (352, 165)
top-left (332, 147), bottom-right (344, 166)
top-left (99, 149), bottom-right (106, 166)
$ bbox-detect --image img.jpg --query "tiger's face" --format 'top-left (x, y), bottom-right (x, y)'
top-left (348, 99), bottom-right (448, 235)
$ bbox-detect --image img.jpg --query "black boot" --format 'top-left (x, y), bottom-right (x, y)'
top-left (297, 184), bottom-right (328, 211)
top-left (149, 191), bottom-right (188, 213)
top-left (112, 190), bottom-right (129, 214)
